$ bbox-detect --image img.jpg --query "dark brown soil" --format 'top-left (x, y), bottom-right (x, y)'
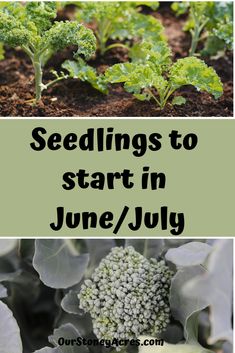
top-left (0, 4), bottom-right (233, 117)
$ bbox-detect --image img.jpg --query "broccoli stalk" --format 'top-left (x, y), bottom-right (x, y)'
top-left (188, 3), bottom-right (209, 56)
top-left (0, 2), bottom-right (96, 103)
top-left (79, 246), bottom-right (173, 350)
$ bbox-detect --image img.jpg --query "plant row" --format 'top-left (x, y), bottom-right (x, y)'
top-left (0, 1), bottom-right (232, 109)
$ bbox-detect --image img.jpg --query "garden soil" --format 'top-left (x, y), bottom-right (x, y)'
top-left (0, 4), bottom-right (233, 117)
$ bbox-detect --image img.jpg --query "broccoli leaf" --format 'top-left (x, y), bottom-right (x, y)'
top-left (44, 21), bottom-right (96, 59)
top-left (105, 62), bottom-right (136, 83)
top-left (170, 266), bottom-right (208, 343)
top-left (213, 21), bottom-right (233, 50)
top-left (25, 2), bottom-right (57, 32)
top-left (62, 58), bottom-right (108, 93)
top-left (170, 57), bottom-right (223, 99)
top-left (49, 323), bottom-right (89, 353)
top-left (201, 35), bottom-right (227, 57)
top-left (129, 41), bottom-right (172, 73)
top-left (130, 12), bottom-right (166, 42)
top-left (166, 242), bottom-right (212, 267)
top-left (183, 240), bottom-right (233, 344)
top-left (0, 11), bottom-right (33, 47)
top-left (61, 289), bottom-right (84, 315)
top-left (0, 301), bottom-right (23, 353)
top-left (33, 239), bottom-right (89, 289)
top-left (106, 61), bottom-right (167, 99)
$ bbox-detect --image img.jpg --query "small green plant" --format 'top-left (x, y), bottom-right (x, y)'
top-left (79, 246), bottom-right (173, 348)
top-left (171, 1), bottom-right (233, 56)
top-left (75, 1), bottom-right (164, 55)
top-left (0, 2), bottom-right (96, 102)
top-left (105, 41), bottom-right (223, 109)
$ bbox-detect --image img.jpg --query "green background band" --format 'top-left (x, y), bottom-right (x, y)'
top-left (0, 119), bottom-right (234, 236)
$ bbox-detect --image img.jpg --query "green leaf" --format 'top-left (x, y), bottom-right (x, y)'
top-left (166, 242), bottom-right (212, 267)
top-left (44, 21), bottom-right (96, 59)
top-left (62, 58), bottom-right (108, 94)
top-left (201, 35), bottom-right (226, 57)
top-left (106, 62), bottom-right (167, 105)
top-left (105, 62), bottom-right (136, 83)
top-left (49, 323), bottom-right (89, 353)
top-left (183, 240), bottom-right (233, 344)
top-left (0, 11), bottom-right (32, 47)
top-left (25, 2), bottom-right (57, 32)
top-left (131, 12), bottom-right (165, 42)
top-left (170, 266), bottom-right (207, 343)
top-left (0, 301), bottom-right (23, 353)
top-left (61, 290), bottom-right (84, 315)
top-left (170, 57), bottom-right (223, 99)
top-left (213, 21), bottom-right (233, 50)
top-left (33, 239), bottom-right (89, 289)
top-left (129, 41), bottom-right (172, 73)
top-left (172, 96), bottom-right (186, 106)
top-left (124, 65), bottom-right (155, 93)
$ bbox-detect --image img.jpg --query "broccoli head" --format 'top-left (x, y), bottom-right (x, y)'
top-left (78, 246), bottom-right (173, 346)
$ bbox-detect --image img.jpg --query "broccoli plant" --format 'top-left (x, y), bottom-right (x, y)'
top-left (105, 41), bottom-right (223, 109)
top-left (0, 2), bottom-right (96, 102)
top-left (171, 1), bottom-right (233, 56)
top-left (75, 1), bottom-right (165, 55)
top-left (79, 246), bottom-right (173, 348)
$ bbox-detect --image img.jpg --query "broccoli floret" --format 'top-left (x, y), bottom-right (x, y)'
top-left (78, 246), bottom-right (173, 347)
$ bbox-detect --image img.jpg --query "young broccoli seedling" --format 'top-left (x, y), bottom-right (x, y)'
top-left (172, 1), bottom-right (233, 57)
top-left (79, 246), bottom-right (173, 349)
top-left (0, 2), bottom-right (96, 102)
top-left (75, 1), bottom-right (165, 55)
top-left (105, 41), bottom-right (223, 110)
